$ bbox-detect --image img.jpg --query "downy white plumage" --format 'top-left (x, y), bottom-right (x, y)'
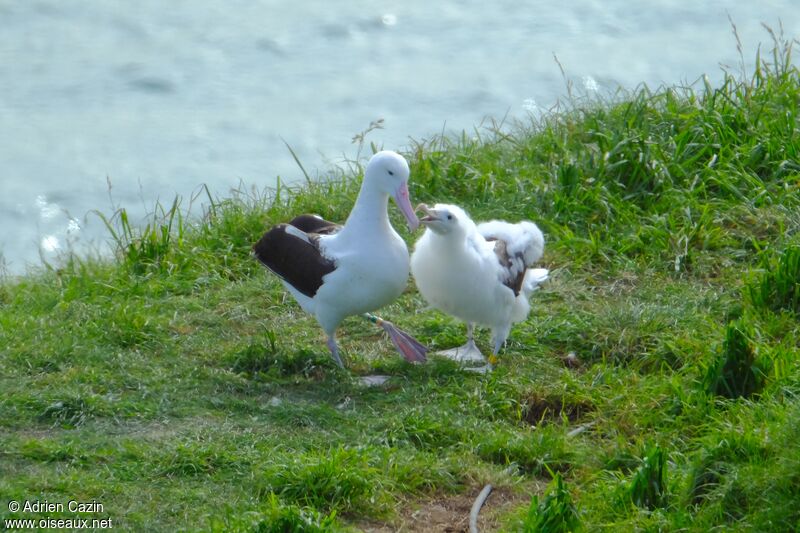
top-left (410, 203), bottom-right (548, 369)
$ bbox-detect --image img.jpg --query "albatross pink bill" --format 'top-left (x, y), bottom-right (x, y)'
top-left (394, 182), bottom-right (420, 231)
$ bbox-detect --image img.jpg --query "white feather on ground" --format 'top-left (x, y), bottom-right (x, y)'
top-left (410, 203), bottom-right (548, 369)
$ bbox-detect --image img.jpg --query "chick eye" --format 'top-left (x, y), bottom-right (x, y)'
top-left (447, 214), bottom-right (453, 220)
top-left (387, 170), bottom-right (394, 176)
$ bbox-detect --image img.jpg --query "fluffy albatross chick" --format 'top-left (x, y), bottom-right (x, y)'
top-left (410, 203), bottom-right (548, 370)
top-left (253, 151), bottom-right (420, 369)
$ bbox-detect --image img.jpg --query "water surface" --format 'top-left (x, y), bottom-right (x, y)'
top-left (1, 1), bottom-right (797, 272)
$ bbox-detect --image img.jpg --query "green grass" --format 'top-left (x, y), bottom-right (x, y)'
top-left (520, 473), bottom-right (580, 532)
top-left (2, 31), bottom-right (800, 532)
top-left (748, 244), bottom-right (800, 314)
top-left (622, 444), bottom-right (669, 511)
top-left (703, 320), bottom-right (767, 399)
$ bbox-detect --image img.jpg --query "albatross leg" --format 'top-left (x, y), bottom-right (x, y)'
top-left (486, 326), bottom-right (511, 371)
top-left (436, 323), bottom-right (486, 364)
top-left (326, 336), bottom-right (345, 369)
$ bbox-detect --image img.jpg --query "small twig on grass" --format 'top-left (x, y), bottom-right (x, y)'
top-left (469, 484), bottom-right (493, 533)
top-left (469, 465), bottom-right (517, 532)
top-left (567, 420), bottom-right (597, 437)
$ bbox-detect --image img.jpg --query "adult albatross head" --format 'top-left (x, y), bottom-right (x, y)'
top-left (364, 150), bottom-right (419, 231)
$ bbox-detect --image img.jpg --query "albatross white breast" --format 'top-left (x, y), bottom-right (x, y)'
top-left (410, 203), bottom-right (548, 370)
top-left (253, 150), bottom-right (420, 368)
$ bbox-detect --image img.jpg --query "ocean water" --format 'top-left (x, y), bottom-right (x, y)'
top-left (1, 1), bottom-right (797, 273)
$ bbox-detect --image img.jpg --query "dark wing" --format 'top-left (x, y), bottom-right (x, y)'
top-left (253, 224), bottom-right (336, 298)
top-left (488, 238), bottom-right (526, 297)
top-left (288, 214), bottom-right (341, 235)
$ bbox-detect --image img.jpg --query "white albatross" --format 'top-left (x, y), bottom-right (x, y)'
top-left (253, 151), bottom-right (426, 368)
top-left (410, 203), bottom-right (548, 370)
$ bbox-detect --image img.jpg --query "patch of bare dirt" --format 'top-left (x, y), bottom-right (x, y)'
top-left (521, 393), bottom-right (594, 427)
top-left (357, 487), bottom-right (527, 532)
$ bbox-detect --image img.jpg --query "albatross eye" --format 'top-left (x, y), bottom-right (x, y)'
top-left (447, 214), bottom-right (453, 220)
top-left (387, 170), bottom-right (394, 176)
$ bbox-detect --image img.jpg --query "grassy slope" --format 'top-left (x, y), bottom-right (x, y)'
top-left (2, 37), bottom-right (799, 531)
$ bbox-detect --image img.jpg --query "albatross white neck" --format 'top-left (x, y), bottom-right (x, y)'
top-left (339, 179), bottom-right (394, 240)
